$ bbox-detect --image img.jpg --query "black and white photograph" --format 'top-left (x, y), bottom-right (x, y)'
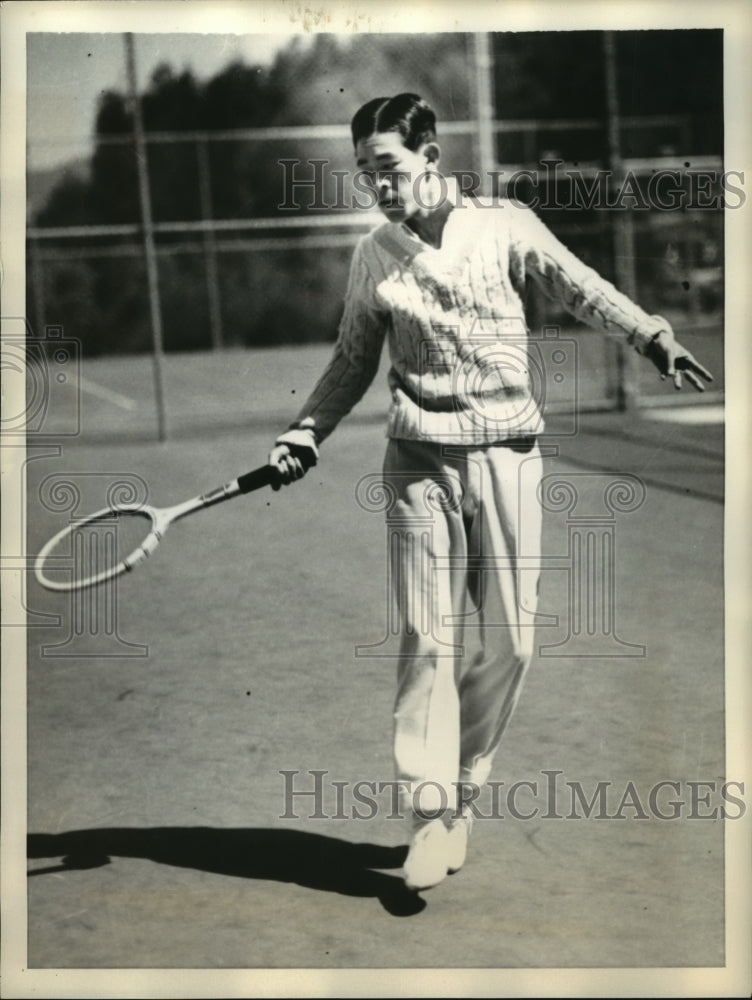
top-left (2, 1), bottom-right (750, 996)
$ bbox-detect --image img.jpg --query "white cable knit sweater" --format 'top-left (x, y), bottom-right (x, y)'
top-left (287, 192), bottom-right (670, 445)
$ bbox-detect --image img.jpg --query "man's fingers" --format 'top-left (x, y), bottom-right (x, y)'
top-left (268, 443), bottom-right (316, 488)
top-left (269, 446), bottom-right (295, 487)
top-left (678, 355), bottom-right (714, 383)
top-left (684, 370), bottom-right (706, 392)
top-left (280, 454), bottom-right (303, 481)
top-left (648, 337), bottom-right (713, 392)
top-left (673, 354), bottom-right (714, 391)
top-left (673, 345), bottom-right (714, 381)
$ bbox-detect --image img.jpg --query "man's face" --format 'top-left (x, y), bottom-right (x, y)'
top-left (355, 131), bottom-right (435, 222)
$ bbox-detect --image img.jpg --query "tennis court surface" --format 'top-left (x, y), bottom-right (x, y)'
top-left (23, 344), bottom-right (726, 970)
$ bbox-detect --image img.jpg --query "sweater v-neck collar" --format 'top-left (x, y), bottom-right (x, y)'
top-left (379, 185), bottom-right (486, 273)
top-left (394, 176), bottom-right (464, 252)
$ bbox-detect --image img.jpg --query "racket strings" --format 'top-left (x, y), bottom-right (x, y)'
top-left (35, 464), bottom-right (270, 594)
top-left (71, 524), bottom-right (119, 631)
top-left (40, 510), bottom-right (156, 591)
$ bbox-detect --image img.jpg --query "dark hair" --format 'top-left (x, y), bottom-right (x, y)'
top-left (350, 93), bottom-right (437, 151)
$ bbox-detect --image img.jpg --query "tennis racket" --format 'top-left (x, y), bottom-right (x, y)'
top-left (34, 464), bottom-right (279, 592)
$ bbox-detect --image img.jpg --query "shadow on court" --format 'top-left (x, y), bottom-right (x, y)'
top-left (27, 828), bottom-right (424, 917)
top-left (22, 346), bottom-right (726, 968)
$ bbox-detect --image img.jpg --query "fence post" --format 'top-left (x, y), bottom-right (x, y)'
top-left (603, 30), bottom-right (639, 412)
top-left (124, 32), bottom-right (168, 441)
top-left (471, 32), bottom-right (496, 197)
top-left (196, 138), bottom-right (224, 350)
top-left (28, 236), bottom-right (47, 334)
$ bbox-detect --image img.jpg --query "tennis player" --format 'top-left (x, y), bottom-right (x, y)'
top-left (269, 94), bottom-right (713, 892)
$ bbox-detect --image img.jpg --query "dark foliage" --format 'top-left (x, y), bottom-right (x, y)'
top-left (30, 31), bottom-right (723, 355)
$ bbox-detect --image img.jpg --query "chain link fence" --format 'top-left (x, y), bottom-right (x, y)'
top-left (26, 30), bottom-right (724, 424)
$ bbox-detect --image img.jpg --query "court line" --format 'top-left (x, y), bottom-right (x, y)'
top-left (74, 375), bottom-right (137, 411)
top-left (550, 452), bottom-right (724, 505)
top-left (641, 404), bottom-right (725, 426)
top-left (545, 416), bottom-right (724, 463)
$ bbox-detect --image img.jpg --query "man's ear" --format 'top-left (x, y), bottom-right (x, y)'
top-left (421, 141), bottom-right (441, 168)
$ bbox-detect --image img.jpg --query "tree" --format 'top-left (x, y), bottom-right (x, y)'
top-left (30, 30), bottom-right (722, 355)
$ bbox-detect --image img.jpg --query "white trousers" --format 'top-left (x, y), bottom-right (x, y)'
top-left (382, 438), bottom-right (543, 818)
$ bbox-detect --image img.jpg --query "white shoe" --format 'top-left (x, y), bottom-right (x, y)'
top-left (446, 807), bottom-right (474, 874)
top-left (403, 818), bottom-right (449, 891)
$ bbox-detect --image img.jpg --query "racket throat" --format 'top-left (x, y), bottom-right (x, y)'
top-left (195, 481), bottom-right (242, 511)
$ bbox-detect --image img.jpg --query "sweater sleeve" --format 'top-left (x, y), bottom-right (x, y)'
top-left (507, 203), bottom-right (673, 354)
top-left (287, 236), bottom-right (389, 444)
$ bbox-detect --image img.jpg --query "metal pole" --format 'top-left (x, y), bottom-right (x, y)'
top-left (27, 137), bottom-right (48, 335)
top-left (29, 236), bottom-right (47, 334)
top-left (603, 30), bottom-right (638, 412)
top-left (124, 32), bottom-right (168, 441)
top-left (197, 138), bottom-right (223, 350)
top-left (472, 32), bottom-right (496, 198)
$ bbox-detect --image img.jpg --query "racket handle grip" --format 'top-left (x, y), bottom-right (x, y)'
top-left (237, 464), bottom-right (280, 494)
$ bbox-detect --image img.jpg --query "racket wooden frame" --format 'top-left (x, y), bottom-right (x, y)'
top-left (34, 464), bottom-right (278, 592)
